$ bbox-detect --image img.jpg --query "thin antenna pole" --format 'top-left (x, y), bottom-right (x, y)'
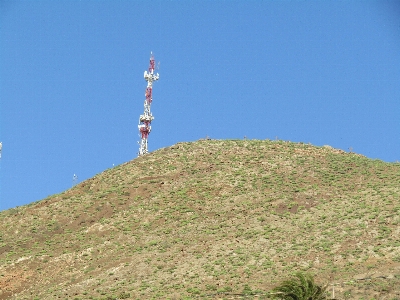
top-left (138, 52), bottom-right (159, 156)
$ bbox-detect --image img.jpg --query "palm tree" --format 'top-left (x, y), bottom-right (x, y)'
top-left (271, 272), bottom-right (327, 300)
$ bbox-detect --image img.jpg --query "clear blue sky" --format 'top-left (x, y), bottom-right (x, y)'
top-left (1, 1), bottom-right (399, 211)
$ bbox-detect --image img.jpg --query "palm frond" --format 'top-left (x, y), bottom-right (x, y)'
top-left (272, 272), bottom-right (327, 300)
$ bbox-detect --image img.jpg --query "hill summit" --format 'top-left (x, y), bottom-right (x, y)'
top-left (0, 139), bottom-right (399, 299)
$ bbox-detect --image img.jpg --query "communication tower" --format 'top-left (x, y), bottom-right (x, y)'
top-left (138, 52), bottom-right (159, 156)
top-left (0, 142), bottom-right (2, 159)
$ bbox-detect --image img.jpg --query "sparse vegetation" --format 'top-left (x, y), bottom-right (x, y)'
top-left (0, 139), bottom-right (399, 299)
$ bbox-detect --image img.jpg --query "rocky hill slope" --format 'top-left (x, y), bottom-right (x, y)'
top-left (0, 139), bottom-right (399, 299)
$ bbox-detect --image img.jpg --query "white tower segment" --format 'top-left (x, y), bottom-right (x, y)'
top-left (138, 53), bottom-right (159, 156)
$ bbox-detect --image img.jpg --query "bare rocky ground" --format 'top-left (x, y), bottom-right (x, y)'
top-left (0, 139), bottom-right (399, 299)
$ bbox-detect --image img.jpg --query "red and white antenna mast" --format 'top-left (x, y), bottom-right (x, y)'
top-left (138, 52), bottom-right (159, 156)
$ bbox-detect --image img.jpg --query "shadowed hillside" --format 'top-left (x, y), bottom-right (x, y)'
top-left (0, 139), bottom-right (399, 299)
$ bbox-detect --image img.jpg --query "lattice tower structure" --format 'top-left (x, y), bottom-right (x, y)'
top-left (138, 53), bottom-right (159, 156)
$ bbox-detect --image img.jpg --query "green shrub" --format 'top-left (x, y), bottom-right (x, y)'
top-left (272, 272), bottom-right (327, 300)
top-left (118, 292), bottom-right (131, 299)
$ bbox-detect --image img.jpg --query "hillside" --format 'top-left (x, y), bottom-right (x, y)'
top-left (0, 139), bottom-right (399, 299)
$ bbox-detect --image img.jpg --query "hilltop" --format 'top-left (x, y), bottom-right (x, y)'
top-left (0, 139), bottom-right (399, 299)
